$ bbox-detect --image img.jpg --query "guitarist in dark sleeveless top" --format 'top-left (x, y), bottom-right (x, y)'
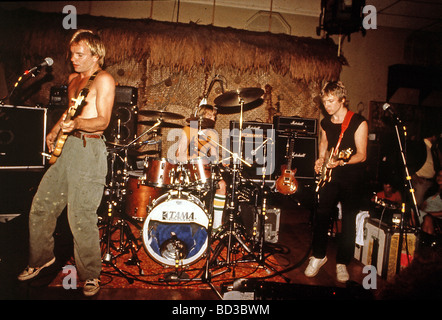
top-left (304, 81), bottom-right (368, 283)
top-left (18, 30), bottom-right (115, 297)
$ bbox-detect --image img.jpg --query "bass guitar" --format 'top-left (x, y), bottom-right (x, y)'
top-left (48, 91), bottom-right (88, 165)
top-left (315, 147), bottom-right (353, 192)
top-left (275, 135), bottom-right (298, 195)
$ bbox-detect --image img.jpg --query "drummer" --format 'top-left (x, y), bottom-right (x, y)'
top-left (175, 104), bottom-right (227, 231)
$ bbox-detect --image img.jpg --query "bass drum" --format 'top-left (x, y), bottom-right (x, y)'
top-left (142, 191), bottom-right (209, 267)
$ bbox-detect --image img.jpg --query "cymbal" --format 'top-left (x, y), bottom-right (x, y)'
top-left (138, 110), bottom-right (185, 120)
top-left (214, 87), bottom-right (264, 107)
top-left (186, 117), bottom-right (216, 129)
top-left (138, 120), bottom-right (183, 128)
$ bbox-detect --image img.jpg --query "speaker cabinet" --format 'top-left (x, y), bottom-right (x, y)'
top-left (229, 121), bottom-right (275, 180)
top-left (322, 0), bottom-right (365, 35)
top-left (355, 218), bottom-right (416, 281)
top-left (274, 135), bottom-right (317, 179)
top-left (104, 86), bottom-right (138, 144)
top-left (0, 105), bottom-right (47, 169)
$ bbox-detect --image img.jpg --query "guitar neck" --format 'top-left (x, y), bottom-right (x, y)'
top-left (286, 136), bottom-right (295, 169)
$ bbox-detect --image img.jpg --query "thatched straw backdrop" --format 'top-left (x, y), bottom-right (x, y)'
top-left (1, 8), bottom-right (343, 156)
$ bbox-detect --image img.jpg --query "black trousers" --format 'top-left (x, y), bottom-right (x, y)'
top-left (312, 170), bottom-right (363, 265)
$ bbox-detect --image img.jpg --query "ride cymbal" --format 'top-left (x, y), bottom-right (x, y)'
top-left (214, 87), bottom-right (264, 107)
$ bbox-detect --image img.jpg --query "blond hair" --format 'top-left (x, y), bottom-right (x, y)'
top-left (321, 81), bottom-right (347, 102)
top-left (69, 29), bottom-right (105, 67)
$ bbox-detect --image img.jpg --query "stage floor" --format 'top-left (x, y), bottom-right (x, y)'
top-left (1, 170), bottom-right (441, 301)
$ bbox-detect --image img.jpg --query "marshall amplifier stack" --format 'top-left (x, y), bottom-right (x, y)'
top-left (273, 116), bottom-right (318, 180)
top-left (228, 116), bottom-right (318, 182)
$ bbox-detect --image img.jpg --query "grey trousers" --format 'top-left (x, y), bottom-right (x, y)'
top-left (28, 135), bottom-right (107, 280)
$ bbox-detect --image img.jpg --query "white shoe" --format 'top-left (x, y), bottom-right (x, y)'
top-left (304, 256), bottom-right (327, 277)
top-left (83, 278), bottom-right (100, 297)
top-left (336, 264), bottom-right (349, 283)
top-left (17, 257), bottom-right (56, 281)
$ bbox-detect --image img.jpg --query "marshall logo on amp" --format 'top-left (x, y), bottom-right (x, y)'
top-left (273, 116), bottom-right (317, 136)
top-left (292, 152), bottom-right (307, 159)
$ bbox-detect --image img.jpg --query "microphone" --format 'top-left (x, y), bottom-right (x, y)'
top-left (25, 57), bottom-right (54, 75)
top-left (382, 103), bottom-right (402, 123)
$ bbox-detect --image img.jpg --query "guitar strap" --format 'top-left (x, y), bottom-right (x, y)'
top-left (78, 70), bottom-right (100, 99)
top-left (333, 110), bottom-right (354, 155)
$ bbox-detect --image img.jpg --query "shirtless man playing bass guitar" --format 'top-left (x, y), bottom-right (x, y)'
top-left (18, 30), bottom-right (115, 297)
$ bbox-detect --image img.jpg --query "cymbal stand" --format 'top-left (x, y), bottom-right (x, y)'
top-left (210, 99), bottom-right (257, 270)
top-left (256, 138), bottom-right (272, 262)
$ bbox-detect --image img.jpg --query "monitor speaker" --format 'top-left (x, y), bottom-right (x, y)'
top-left (104, 86), bottom-right (138, 144)
top-left (0, 105), bottom-right (47, 169)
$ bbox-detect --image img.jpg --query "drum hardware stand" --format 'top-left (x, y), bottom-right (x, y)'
top-left (101, 123), bottom-right (161, 279)
top-left (100, 148), bottom-right (135, 283)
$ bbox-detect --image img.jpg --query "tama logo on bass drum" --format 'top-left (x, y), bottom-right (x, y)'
top-left (162, 211), bottom-right (195, 222)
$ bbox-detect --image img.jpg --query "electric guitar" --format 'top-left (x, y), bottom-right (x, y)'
top-left (315, 147), bottom-right (353, 192)
top-left (48, 91), bottom-right (88, 165)
top-left (275, 135), bottom-right (298, 195)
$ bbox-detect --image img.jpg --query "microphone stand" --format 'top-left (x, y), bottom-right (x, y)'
top-left (390, 117), bottom-right (420, 275)
top-left (1, 68), bottom-right (42, 105)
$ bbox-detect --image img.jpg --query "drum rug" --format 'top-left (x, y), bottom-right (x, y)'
top-left (48, 219), bottom-right (286, 291)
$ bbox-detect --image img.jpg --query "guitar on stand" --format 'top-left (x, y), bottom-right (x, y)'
top-left (275, 133), bottom-right (299, 195)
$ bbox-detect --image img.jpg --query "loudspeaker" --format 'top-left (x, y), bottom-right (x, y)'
top-left (322, 0), bottom-right (365, 35)
top-left (0, 105), bottom-right (47, 169)
top-left (356, 218), bottom-right (417, 280)
top-left (229, 121), bottom-right (275, 180)
top-left (104, 86), bottom-right (138, 144)
top-left (274, 135), bottom-right (317, 179)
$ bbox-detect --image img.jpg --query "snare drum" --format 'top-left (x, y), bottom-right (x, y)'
top-left (142, 191), bottom-right (209, 267)
top-left (125, 171), bottom-right (162, 221)
top-left (144, 158), bottom-right (177, 188)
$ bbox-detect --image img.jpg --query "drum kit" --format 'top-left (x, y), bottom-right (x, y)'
top-left (99, 87), bottom-right (285, 290)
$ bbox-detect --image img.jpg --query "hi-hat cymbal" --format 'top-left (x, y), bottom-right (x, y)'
top-left (214, 87), bottom-right (264, 107)
top-left (138, 120), bottom-right (183, 128)
top-left (138, 110), bottom-right (185, 119)
top-left (186, 117), bottom-right (216, 129)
